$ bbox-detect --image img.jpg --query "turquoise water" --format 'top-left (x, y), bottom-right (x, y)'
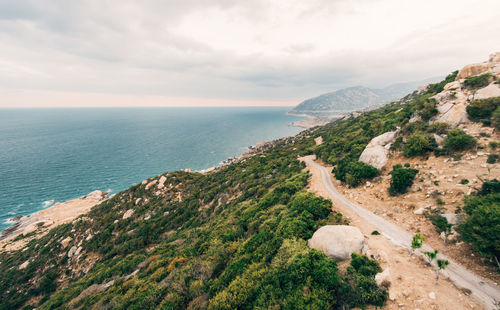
top-left (0, 107), bottom-right (304, 231)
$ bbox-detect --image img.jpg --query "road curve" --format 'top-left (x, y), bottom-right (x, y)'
top-left (304, 157), bottom-right (500, 310)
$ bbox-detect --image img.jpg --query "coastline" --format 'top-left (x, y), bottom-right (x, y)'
top-left (0, 130), bottom-right (310, 252)
top-left (0, 191), bottom-right (108, 251)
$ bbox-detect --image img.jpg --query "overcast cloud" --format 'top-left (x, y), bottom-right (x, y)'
top-left (0, 0), bottom-right (499, 107)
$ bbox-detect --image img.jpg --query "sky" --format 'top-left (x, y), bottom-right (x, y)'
top-left (0, 0), bottom-right (499, 107)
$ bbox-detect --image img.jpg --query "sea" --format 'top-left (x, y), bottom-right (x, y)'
top-left (0, 107), bottom-right (305, 231)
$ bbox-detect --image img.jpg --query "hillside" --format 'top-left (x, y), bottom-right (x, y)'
top-left (291, 79), bottom-right (439, 117)
top-left (1, 53), bottom-right (499, 310)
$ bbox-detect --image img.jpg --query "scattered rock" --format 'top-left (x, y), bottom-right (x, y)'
top-left (123, 209), bottom-right (134, 220)
top-left (413, 208), bottom-right (426, 215)
top-left (314, 136), bottom-right (323, 145)
top-left (18, 260), bottom-right (29, 270)
top-left (308, 225), bottom-right (365, 261)
top-left (145, 180), bottom-right (157, 190)
top-left (440, 213), bottom-right (464, 225)
top-left (157, 176), bottom-right (167, 189)
top-left (428, 291), bottom-right (436, 300)
top-left (135, 198), bottom-right (142, 206)
top-left (60, 236), bottom-right (72, 248)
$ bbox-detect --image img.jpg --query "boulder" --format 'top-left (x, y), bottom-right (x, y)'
top-left (157, 176), bottom-right (167, 189)
top-left (433, 101), bottom-right (469, 127)
top-left (433, 134), bottom-right (444, 147)
top-left (123, 209), bottom-right (134, 220)
top-left (457, 63), bottom-right (494, 79)
top-left (474, 83), bottom-right (500, 100)
top-left (440, 213), bottom-right (464, 225)
top-left (444, 81), bottom-right (461, 91)
top-left (18, 260), bottom-right (29, 270)
top-left (145, 180), bottom-right (157, 190)
top-left (413, 208), bottom-right (426, 215)
top-left (308, 225), bottom-right (365, 261)
top-left (375, 268), bottom-right (391, 287)
top-left (84, 190), bottom-right (108, 200)
top-left (359, 130), bottom-right (398, 170)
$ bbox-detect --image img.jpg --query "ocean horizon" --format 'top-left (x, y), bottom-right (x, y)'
top-left (0, 107), bottom-right (305, 231)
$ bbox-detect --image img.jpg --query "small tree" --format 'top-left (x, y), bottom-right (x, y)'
top-left (410, 233), bottom-right (426, 259)
top-left (436, 259), bottom-right (449, 283)
top-left (424, 249), bottom-right (438, 265)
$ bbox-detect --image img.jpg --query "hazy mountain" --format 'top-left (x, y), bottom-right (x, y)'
top-left (292, 78), bottom-right (441, 114)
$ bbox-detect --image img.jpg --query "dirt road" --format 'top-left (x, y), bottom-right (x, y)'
top-left (303, 156), bottom-right (500, 310)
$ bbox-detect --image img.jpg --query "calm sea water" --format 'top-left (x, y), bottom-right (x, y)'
top-left (0, 107), bottom-right (304, 230)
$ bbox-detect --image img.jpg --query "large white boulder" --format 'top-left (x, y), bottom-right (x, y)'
top-left (473, 84), bottom-right (500, 100)
top-left (84, 190), bottom-right (108, 201)
top-left (359, 130), bottom-right (398, 170)
top-left (308, 225), bottom-right (365, 261)
top-left (433, 101), bottom-right (469, 128)
top-left (457, 52), bottom-right (500, 79)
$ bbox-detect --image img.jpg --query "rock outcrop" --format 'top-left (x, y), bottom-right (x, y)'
top-left (359, 130), bottom-right (398, 170)
top-left (84, 190), bottom-right (108, 201)
top-left (473, 84), bottom-right (500, 100)
top-left (308, 225), bottom-right (365, 261)
top-left (456, 52), bottom-right (500, 79)
top-left (429, 52), bottom-right (500, 128)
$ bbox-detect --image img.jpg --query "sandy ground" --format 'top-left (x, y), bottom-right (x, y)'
top-left (302, 156), bottom-right (485, 310)
top-left (0, 193), bottom-right (107, 252)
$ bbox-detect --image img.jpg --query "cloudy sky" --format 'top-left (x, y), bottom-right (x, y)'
top-left (1, 0), bottom-right (499, 107)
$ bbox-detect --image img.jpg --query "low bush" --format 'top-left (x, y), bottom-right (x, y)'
top-left (464, 73), bottom-right (493, 88)
top-left (458, 193), bottom-right (500, 260)
top-left (333, 159), bottom-right (378, 187)
top-left (418, 99), bottom-right (438, 121)
top-left (388, 164), bottom-right (419, 196)
top-left (443, 129), bottom-right (476, 152)
top-left (487, 154), bottom-right (499, 164)
top-left (402, 133), bottom-right (435, 157)
top-left (466, 97), bottom-right (500, 121)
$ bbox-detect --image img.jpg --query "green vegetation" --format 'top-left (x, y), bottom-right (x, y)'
top-left (403, 133), bottom-right (435, 157)
top-left (458, 180), bottom-right (500, 264)
top-left (333, 160), bottom-right (378, 187)
top-left (466, 97), bottom-right (500, 125)
top-left (3, 71), bottom-right (498, 309)
top-left (464, 73), bottom-right (493, 88)
top-left (410, 233), bottom-right (426, 258)
top-left (435, 259), bottom-right (449, 283)
top-left (418, 98), bottom-right (438, 121)
top-left (443, 129), bottom-right (476, 152)
top-left (487, 154), bottom-right (499, 164)
top-left (389, 164), bottom-right (419, 196)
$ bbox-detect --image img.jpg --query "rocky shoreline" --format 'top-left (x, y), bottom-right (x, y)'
top-left (0, 190), bottom-right (109, 251)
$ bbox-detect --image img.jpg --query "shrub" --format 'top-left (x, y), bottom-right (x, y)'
top-left (466, 97), bottom-right (500, 121)
top-left (487, 154), bottom-right (499, 164)
top-left (460, 179), bottom-right (469, 185)
top-left (388, 164), bottom-right (419, 196)
top-left (464, 73), bottom-right (493, 88)
top-left (418, 100), bottom-right (438, 121)
top-left (402, 133), bottom-right (435, 157)
top-left (443, 129), bottom-right (476, 152)
top-left (458, 193), bottom-right (500, 260)
top-left (333, 160), bottom-right (378, 187)
top-left (426, 71), bottom-right (458, 94)
top-left (493, 106), bottom-right (500, 130)
top-left (479, 179), bottom-right (500, 195)
top-left (427, 122), bottom-right (449, 135)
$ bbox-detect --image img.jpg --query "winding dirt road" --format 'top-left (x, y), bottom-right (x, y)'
top-left (303, 156), bottom-right (500, 310)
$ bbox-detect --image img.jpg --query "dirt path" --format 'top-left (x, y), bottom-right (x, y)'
top-left (302, 155), bottom-right (499, 310)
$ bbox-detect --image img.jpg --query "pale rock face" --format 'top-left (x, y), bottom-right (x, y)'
top-left (308, 225), bottom-right (365, 261)
top-left (122, 209), bottom-right (134, 219)
top-left (433, 134), bottom-right (444, 147)
top-left (473, 83), bottom-right (500, 100)
top-left (375, 268), bottom-right (391, 287)
top-left (359, 130), bottom-right (398, 170)
top-left (145, 180), bottom-right (157, 190)
top-left (433, 101), bottom-right (469, 128)
top-left (456, 51), bottom-right (500, 79)
top-left (444, 81), bottom-right (461, 91)
top-left (157, 176), bottom-right (167, 189)
top-left (19, 260), bottom-right (29, 270)
top-left (440, 213), bottom-right (464, 225)
top-left (84, 190), bottom-right (107, 201)
top-left (314, 136), bottom-right (323, 145)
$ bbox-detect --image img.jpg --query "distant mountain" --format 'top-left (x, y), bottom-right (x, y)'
top-left (291, 78), bottom-right (440, 115)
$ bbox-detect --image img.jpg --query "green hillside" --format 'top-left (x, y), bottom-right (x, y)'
top-left (1, 72), bottom-right (498, 309)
